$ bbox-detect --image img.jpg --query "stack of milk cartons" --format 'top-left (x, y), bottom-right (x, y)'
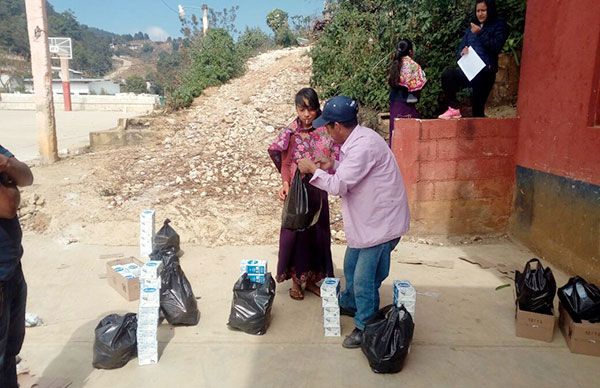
top-left (137, 260), bottom-right (163, 365)
top-left (139, 209), bottom-right (156, 259)
top-left (112, 262), bottom-right (141, 280)
top-left (321, 278), bottom-right (341, 337)
top-left (393, 280), bottom-right (416, 320)
top-left (240, 259), bottom-right (267, 284)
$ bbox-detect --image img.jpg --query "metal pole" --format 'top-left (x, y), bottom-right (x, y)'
top-left (59, 57), bottom-right (72, 111)
top-left (24, 0), bottom-right (58, 163)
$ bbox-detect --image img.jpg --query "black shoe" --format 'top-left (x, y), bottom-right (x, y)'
top-left (340, 306), bottom-right (356, 317)
top-left (342, 328), bottom-right (363, 349)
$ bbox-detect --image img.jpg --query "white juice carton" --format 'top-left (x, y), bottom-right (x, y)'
top-left (139, 209), bottom-right (156, 259)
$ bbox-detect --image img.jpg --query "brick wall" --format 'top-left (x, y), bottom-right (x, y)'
top-left (392, 118), bottom-right (519, 235)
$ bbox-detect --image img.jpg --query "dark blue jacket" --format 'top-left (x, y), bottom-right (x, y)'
top-left (0, 145), bottom-right (23, 281)
top-left (457, 17), bottom-right (508, 72)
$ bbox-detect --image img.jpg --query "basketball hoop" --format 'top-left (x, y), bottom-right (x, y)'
top-left (48, 37), bottom-right (72, 59)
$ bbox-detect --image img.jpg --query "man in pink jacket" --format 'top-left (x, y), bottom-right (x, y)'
top-left (298, 96), bottom-right (410, 348)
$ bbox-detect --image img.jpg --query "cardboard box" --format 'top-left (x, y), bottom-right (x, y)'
top-left (324, 326), bottom-right (341, 337)
top-left (106, 257), bottom-right (144, 301)
top-left (559, 304), bottom-right (600, 357)
top-left (515, 304), bottom-right (556, 342)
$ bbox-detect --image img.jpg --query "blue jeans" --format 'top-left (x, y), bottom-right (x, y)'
top-left (339, 238), bottom-right (400, 330)
top-left (0, 265), bottom-right (27, 388)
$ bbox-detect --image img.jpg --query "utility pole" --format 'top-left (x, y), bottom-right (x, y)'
top-left (25, 0), bottom-right (58, 163)
top-left (202, 4), bottom-right (209, 36)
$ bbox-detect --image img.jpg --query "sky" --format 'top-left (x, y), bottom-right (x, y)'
top-left (48, 0), bottom-right (325, 41)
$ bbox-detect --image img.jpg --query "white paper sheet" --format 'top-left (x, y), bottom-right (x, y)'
top-left (457, 47), bottom-right (486, 81)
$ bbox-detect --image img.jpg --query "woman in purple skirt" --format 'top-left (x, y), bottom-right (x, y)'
top-left (268, 88), bottom-right (338, 300)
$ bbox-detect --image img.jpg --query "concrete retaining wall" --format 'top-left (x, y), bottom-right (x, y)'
top-left (392, 118), bottom-right (519, 235)
top-left (0, 93), bottom-right (159, 113)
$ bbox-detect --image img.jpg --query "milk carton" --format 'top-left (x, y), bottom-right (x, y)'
top-left (140, 286), bottom-right (160, 307)
top-left (140, 210), bottom-right (156, 259)
top-left (247, 274), bottom-right (266, 284)
top-left (323, 314), bottom-right (341, 328)
top-left (393, 280), bottom-right (416, 319)
top-left (137, 338), bottom-right (158, 366)
top-left (320, 278), bottom-right (340, 298)
top-left (240, 260), bottom-right (268, 275)
top-left (240, 260), bottom-right (268, 283)
top-left (141, 260), bottom-right (163, 280)
top-left (125, 263), bottom-right (141, 278)
top-left (323, 306), bottom-right (340, 318)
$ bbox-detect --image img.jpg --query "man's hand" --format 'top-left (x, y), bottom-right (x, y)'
top-left (278, 181), bottom-right (289, 201)
top-left (470, 23), bottom-right (481, 34)
top-left (297, 158), bottom-right (317, 174)
top-left (0, 154), bottom-right (33, 187)
top-left (315, 156), bottom-right (334, 171)
top-left (461, 46), bottom-right (469, 56)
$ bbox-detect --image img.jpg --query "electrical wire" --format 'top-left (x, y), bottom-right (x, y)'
top-left (158, 0), bottom-right (179, 14)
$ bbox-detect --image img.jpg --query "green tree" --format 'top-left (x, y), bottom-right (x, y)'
top-left (266, 8), bottom-right (296, 47)
top-left (123, 75), bottom-right (147, 94)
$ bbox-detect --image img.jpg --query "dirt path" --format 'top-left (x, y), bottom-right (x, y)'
top-left (20, 47), bottom-right (344, 247)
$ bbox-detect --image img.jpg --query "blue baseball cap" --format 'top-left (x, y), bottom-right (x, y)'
top-left (312, 96), bottom-right (359, 128)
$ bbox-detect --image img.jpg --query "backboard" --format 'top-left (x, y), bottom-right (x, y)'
top-left (48, 37), bottom-right (72, 59)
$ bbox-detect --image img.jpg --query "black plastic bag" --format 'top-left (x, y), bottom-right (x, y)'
top-left (160, 260), bottom-right (200, 326)
top-left (514, 258), bottom-right (556, 315)
top-left (558, 276), bottom-right (600, 323)
top-left (153, 219), bottom-right (180, 254)
top-left (150, 245), bottom-right (179, 267)
top-left (92, 313), bottom-right (137, 369)
top-left (361, 305), bottom-right (414, 374)
top-left (281, 170), bottom-right (322, 230)
top-left (227, 273), bottom-right (276, 335)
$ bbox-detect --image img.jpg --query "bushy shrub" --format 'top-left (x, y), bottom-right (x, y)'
top-left (167, 28), bottom-right (245, 110)
top-left (123, 75), bottom-right (147, 94)
top-left (311, 0), bottom-right (526, 118)
top-left (237, 27), bottom-right (274, 59)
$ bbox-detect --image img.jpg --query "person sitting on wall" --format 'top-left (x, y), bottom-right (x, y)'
top-left (438, 0), bottom-right (508, 119)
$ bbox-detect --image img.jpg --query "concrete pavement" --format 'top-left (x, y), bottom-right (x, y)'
top-left (17, 235), bottom-right (600, 388)
top-left (0, 110), bottom-right (140, 161)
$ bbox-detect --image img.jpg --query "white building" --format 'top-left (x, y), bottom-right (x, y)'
top-left (23, 77), bottom-right (121, 96)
